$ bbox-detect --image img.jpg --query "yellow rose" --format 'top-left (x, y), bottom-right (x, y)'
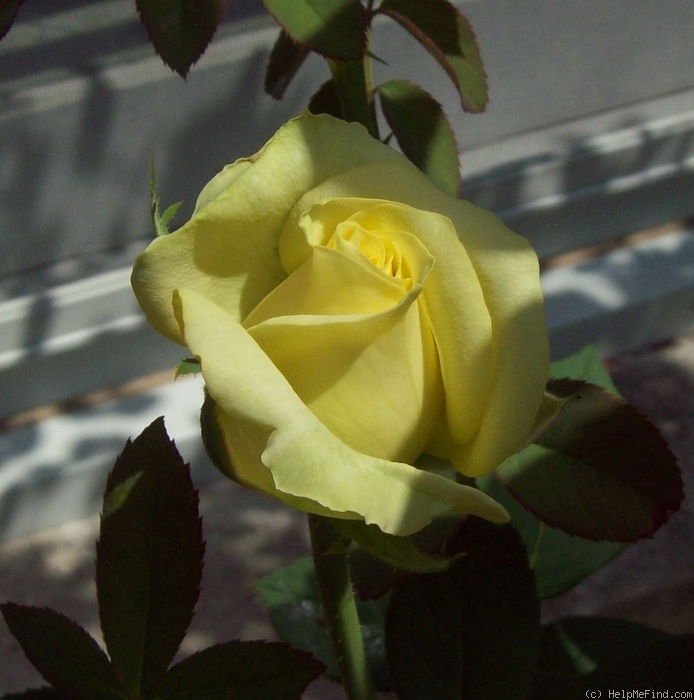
top-left (131, 113), bottom-right (549, 536)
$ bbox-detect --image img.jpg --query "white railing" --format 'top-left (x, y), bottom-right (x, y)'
top-left (0, 0), bottom-right (692, 541)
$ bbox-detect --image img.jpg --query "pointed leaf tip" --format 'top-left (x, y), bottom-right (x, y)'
top-left (0, 604), bottom-right (124, 698)
top-left (136, 0), bottom-right (229, 77)
top-left (97, 418), bottom-right (204, 697)
top-left (498, 379), bottom-right (683, 542)
top-left (378, 0), bottom-right (488, 112)
top-left (265, 29), bottom-right (310, 99)
top-left (0, 0), bottom-right (25, 42)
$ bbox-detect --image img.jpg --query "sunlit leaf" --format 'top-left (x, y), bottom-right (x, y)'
top-left (0, 604), bottom-right (125, 699)
top-left (96, 418), bottom-right (204, 697)
top-left (379, 80), bottom-right (460, 195)
top-left (549, 345), bottom-right (619, 395)
top-left (175, 357), bottom-right (201, 378)
top-left (264, 0), bottom-right (366, 60)
top-left (378, 0), bottom-right (487, 112)
top-left (136, 0), bottom-right (229, 77)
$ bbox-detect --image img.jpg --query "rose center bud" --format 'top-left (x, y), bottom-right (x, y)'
top-left (243, 198), bottom-right (444, 464)
top-left (327, 222), bottom-right (410, 287)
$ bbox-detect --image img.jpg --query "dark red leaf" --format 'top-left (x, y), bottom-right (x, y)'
top-left (136, 0), bottom-right (229, 77)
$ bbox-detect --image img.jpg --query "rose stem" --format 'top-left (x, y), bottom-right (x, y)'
top-left (308, 514), bottom-right (376, 700)
top-left (328, 58), bottom-right (379, 140)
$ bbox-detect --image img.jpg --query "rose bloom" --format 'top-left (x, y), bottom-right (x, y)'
top-left (132, 113), bottom-right (549, 536)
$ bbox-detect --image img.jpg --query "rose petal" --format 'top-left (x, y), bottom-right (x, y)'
top-left (281, 164), bottom-right (548, 477)
top-left (133, 112), bottom-right (548, 479)
top-left (244, 244), bottom-right (410, 325)
top-left (173, 287), bottom-right (509, 535)
top-left (282, 194), bottom-right (495, 447)
top-left (132, 114), bottom-right (406, 343)
top-left (246, 215), bottom-right (440, 462)
top-left (247, 252), bottom-right (440, 462)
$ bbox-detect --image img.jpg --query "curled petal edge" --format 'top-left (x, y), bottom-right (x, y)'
top-left (174, 287), bottom-right (509, 536)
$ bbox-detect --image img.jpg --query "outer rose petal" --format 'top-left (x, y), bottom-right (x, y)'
top-left (281, 198), bottom-right (494, 443)
top-left (173, 288), bottom-right (509, 536)
top-left (245, 247), bottom-right (441, 463)
top-left (279, 163), bottom-right (549, 477)
top-left (131, 112), bottom-right (548, 481)
top-left (131, 114), bottom-right (407, 343)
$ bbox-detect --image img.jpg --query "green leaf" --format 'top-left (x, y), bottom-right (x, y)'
top-left (379, 80), bottom-right (460, 196)
top-left (524, 389), bottom-right (574, 447)
top-left (136, 0), bottom-right (228, 77)
top-left (96, 418), bottom-right (205, 697)
top-left (332, 518), bottom-right (459, 574)
top-left (254, 556), bottom-right (390, 690)
top-left (153, 640), bottom-right (325, 699)
top-left (159, 201), bottom-right (182, 231)
top-left (497, 379), bottom-right (683, 541)
top-left (386, 520), bottom-right (540, 699)
top-left (378, 0), bottom-right (488, 112)
top-left (265, 29), bottom-right (311, 99)
top-left (307, 79), bottom-right (343, 118)
top-left (550, 344), bottom-right (619, 394)
top-left (478, 473), bottom-right (624, 598)
top-left (348, 513), bottom-right (463, 600)
top-left (0, 0), bottom-right (24, 42)
top-left (0, 604), bottom-right (125, 699)
top-left (538, 617), bottom-right (670, 677)
top-left (263, 0), bottom-right (366, 61)
top-left (149, 153), bottom-right (182, 237)
top-left (479, 346), bottom-right (627, 597)
top-left (175, 357), bottom-right (201, 378)
top-left (532, 617), bottom-right (694, 696)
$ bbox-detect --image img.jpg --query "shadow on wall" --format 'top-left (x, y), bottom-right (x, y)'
top-left (542, 226), bottom-right (694, 358)
top-left (0, 0), bottom-right (275, 296)
top-left (0, 0), bottom-right (323, 418)
top-left (0, 0), bottom-right (693, 589)
top-left (465, 115), bottom-right (694, 259)
top-left (0, 383), bottom-right (164, 541)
